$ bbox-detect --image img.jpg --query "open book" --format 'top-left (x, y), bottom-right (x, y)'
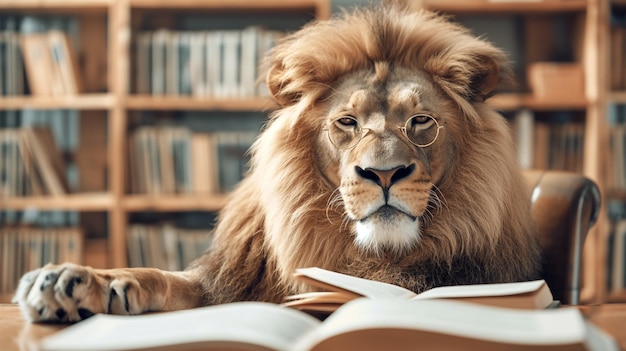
top-left (285, 267), bottom-right (555, 313)
top-left (40, 299), bottom-right (617, 351)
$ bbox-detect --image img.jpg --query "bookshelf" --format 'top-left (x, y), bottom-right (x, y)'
top-left (604, 0), bottom-right (626, 303)
top-left (0, 0), bottom-right (330, 301)
top-left (0, 0), bottom-right (620, 304)
top-left (611, 91), bottom-right (626, 103)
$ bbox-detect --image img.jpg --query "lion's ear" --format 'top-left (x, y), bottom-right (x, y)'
top-left (428, 51), bottom-right (513, 102)
top-left (266, 63), bottom-right (300, 107)
top-left (469, 55), bottom-right (502, 100)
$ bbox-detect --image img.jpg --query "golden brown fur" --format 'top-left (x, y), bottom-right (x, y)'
top-left (14, 5), bottom-right (541, 322)
top-left (194, 4), bottom-right (541, 303)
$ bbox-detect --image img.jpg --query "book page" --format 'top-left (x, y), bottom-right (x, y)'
top-left (41, 302), bottom-right (320, 351)
top-left (293, 299), bottom-right (600, 351)
top-left (283, 291), bottom-right (352, 312)
top-left (295, 267), bottom-right (417, 299)
top-left (411, 279), bottom-right (546, 300)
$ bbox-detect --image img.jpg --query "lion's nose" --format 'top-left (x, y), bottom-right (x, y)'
top-left (355, 164), bottom-right (415, 191)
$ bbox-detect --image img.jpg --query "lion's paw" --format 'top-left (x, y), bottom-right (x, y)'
top-left (13, 263), bottom-right (140, 323)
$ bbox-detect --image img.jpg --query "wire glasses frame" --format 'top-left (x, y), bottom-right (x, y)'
top-left (325, 114), bottom-right (444, 149)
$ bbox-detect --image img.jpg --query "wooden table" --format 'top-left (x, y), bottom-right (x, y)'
top-left (0, 305), bottom-right (68, 351)
top-left (578, 304), bottom-right (626, 350)
top-left (1, 303), bottom-right (625, 350)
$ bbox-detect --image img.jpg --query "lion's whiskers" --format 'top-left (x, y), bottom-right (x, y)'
top-left (325, 188), bottom-right (345, 224)
top-left (430, 183), bottom-right (448, 212)
top-left (419, 184), bottom-right (446, 226)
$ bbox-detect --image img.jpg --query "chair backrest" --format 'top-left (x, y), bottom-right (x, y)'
top-left (522, 170), bottom-right (601, 305)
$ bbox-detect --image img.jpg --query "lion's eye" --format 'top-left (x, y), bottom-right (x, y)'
top-left (411, 114), bottom-right (432, 125)
top-left (327, 116), bottom-right (363, 149)
top-left (402, 114), bottom-right (442, 147)
top-left (337, 117), bottom-right (358, 127)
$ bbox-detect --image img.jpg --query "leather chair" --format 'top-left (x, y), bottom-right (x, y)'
top-left (523, 170), bottom-right (601, 305)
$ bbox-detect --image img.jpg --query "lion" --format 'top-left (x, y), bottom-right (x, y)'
top-left (14, 4), bottom-right (541, 322)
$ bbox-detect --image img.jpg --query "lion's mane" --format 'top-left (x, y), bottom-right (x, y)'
top-left (191, 5), bottom-right (541, 304)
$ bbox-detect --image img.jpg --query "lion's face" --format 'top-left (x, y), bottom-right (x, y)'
top-left (316, 64), bottom-right (457, 254)
top-left (259, 5), bottom-right (531, 277)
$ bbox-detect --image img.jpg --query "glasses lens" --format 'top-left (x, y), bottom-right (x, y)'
top-left (327, 117), bottom-right (362, 149)
top-left (404, 114), bottom-right (440, 147)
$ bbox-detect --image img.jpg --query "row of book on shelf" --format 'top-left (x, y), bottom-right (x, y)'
top-left (607, 104), bottom-right (626, 190)
top-left (0, 28), bottom-right (25, 96)
top-left (1, 26), bottom-right (80, 96)
top-left (0, 227), bottom-right (82, 295)
top-left (126, 224), bottom-right (212, 271)
top-left (513, 109), bottom-right (584, 173)
top-left (609, 218), bottom-right (626, 295)
top-left (1, 124), bottom-right (257, 197)
top-left (0, 209), bottom-right (79, 229)
top-left (610, 11), bottom-right (626, 90)
top-left (0, 127), bottom-right (69, 197)
top-left (1, 111), bottom-right (80, 199)
top-left (134, 27), bottom-right (284, 98)
top-left (0, 221), bottom-right (211, 295)
top-left (129, 126), bottom-right (257, 194)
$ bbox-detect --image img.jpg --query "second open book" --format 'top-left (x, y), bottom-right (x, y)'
top-left (284, 267), bottom-right (556, 313)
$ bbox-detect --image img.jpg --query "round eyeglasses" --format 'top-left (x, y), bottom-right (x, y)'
top-left (325, 114), bottom-right (444, 149)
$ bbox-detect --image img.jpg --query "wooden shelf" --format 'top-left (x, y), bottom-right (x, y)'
top-left (605, 188), bottom-right (626, 200)
top-left (0, 94), bottom-right (116, 110)
top-left (488, 93), bottom-right (588, 111)
top-left (0, 0), bottom-right (112, 11)
top-left (0, 193), bottom-right (228, 212)
top-left (123, 194), bottom-right (229, 212)
top-left (424, 0), bottom-right (587, 13)
top-left (129, 0), bottom-right (330, 20)
top-left (125, 95), bottom-right (276, 111)
top-left (130, 0), bottom-right (324, 11)
top-left (0, 193), bottom-right (115, 211)
top-left (0, 193), bottom-right (229, 212)
top-left (610, 91), bottom-right (626, 104)
top-left (608, 290), bottom-right (626, 302)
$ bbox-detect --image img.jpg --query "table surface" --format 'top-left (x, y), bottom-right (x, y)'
top-left (1, 303), bottom-right (625, 351)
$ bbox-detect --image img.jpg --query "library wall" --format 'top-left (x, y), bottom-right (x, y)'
top-left (0, 0), bottom-right (330, 302)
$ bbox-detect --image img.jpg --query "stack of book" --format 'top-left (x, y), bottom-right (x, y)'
top-left (128, 126), bottom-right (257, 194)
top-left (20, 30), bottom-right (81, 96)
top-left (611, 10), bottom-right (626, 90)
top-left (607, 104), bottom-right (626, 191)
top-left (0, 227), bottom-right (82, 295)
top-left (126, 223), bottom-right (212, 270)
top-left (135, 27), bottom-right (284, 97)
top-left (609, 219), bottom-right (626, 295)
top-left (0, 25), bottom-right (25, 96)
top-left (0, 127), bottom-right (68, 197)
top-left (513, 109), bottom-right (584, 172)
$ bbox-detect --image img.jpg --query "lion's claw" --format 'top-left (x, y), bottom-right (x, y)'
top-left (13, 263), bottom-right (109, 323)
